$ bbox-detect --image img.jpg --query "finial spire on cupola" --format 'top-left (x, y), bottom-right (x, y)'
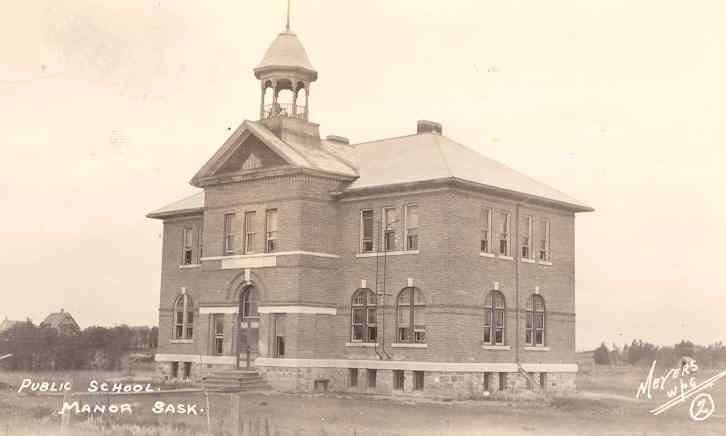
top-left (286, 0), bottom-right (291, 29)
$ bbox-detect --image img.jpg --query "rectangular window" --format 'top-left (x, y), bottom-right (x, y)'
top-left (413, 371), bottom-right (424, 391)
top-left (521, 215), bottom-right (533, 259)
top-left (404, 204), bottom-right (419, 250)
top-left (214, 315), bottom-right (224, 355)
top-left (171, 361), bottom-right (179, 378)
top-left (361, 210), bottom-right (374, 253)
top-left (483, 372), bottom-right (491, 391)
top-left (481, 207), bottom-right (492, 253)
top-left (499, 373), bottom-right (507, 391)
top-left (182, 228), bottom-right (193, 265)
top-left (272, 314), bottom-right (286, 357)
top-left (383, 207), bottom-right (397, 251)
top-left (265, 209), bottom-right (278, 253)
top-left (497, 210), bottom-right (511, 256)
top-left (349, 368), bottom-right (358, 387)
top-left (197, 228), bottom-right (203, 262)
top-left (367, 369), bottom-right (377, 389)
top-left (244, 211), bottom-right (256, 254)
top-left (538, 218), bottom-right (550, 261)
top-left (393, 370), bottom-right (404, 391)
top-left (223, 214), bottom-right (236, 254)
top-left (183, 362), bottom-right (192, 379)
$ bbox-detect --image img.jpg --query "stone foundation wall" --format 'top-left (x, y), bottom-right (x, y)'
top-left (154, 361), bottom-right (235, 383)
top-left (258, 366), bottom-right (576, 398)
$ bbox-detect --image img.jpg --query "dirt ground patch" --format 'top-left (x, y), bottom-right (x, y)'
top-left (0, 367), bottom-right (724, 435)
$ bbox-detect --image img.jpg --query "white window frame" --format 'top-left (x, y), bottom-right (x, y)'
top-left (481, 207), bottom-right (493, 254)
top-left (181, 228), bottom-right (193, 265)
top-left (383, 207), bottom-right (398, 252)
top-left (244, 211), bottom-right (256, 254)
top-left (498, 210), bottom-right (512, 257)
top-left (521, 215), bottom-right (533, 260)
top-left (173, 293), bottom-right (193, 340)
top-left (265, 209), bottom-right (278, 253)
top-left (539, 218), bottom-right (550, 262)
top-left (404, 204), bottom-right (419, 251)
top-left (223, 213), bottom-right (236, 255)
top-left (360, 209), bottom-right (374, 253)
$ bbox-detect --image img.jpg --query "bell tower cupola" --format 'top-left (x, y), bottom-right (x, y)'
top-left (254, 5), bottom-right (317, 123)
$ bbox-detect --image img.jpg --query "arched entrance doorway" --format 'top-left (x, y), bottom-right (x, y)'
top-left (238, 285), bottom-right (259, 368)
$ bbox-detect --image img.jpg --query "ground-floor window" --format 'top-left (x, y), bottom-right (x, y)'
top-left (367, 369), bottom-right (377, 389)
top-left (214, 314), bottom-right (224, 355)
top-left (272, 314), bottom-right (286, 357)
top-left (393, 370), bottom-right (404, 391)
top-left (183, 362), bottom-right (192, 379)
top-left (539, 373), bottom-right (547, 390)
top-left (483, 372), bottom-right (491, 391)
top-left (349, 368), bottom-right (358, 387)
top-left (413, 371), bottom-right (424, 391)
top-left (170, 362), bottom-right (179, 378)
top-left (499, 373), bottom-right (507, 391)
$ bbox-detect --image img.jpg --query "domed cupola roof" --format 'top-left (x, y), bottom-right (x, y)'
top-left (254, 28), bottom-right (317, 81)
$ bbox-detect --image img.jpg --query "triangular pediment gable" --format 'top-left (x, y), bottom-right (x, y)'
top-left (191, 121), bottom-right (301, 185)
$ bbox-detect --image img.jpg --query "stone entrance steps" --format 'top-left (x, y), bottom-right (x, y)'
top-left (201, 369), bottom-right (270, 393)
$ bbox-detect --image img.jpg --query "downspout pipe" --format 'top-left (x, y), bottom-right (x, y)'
top-left (515, 203), bottom-right (521, 365)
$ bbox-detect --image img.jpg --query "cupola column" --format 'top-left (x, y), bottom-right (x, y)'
top-left (303, 81), bottom-right (310, 120)
top-left (259, 81), bottom-right (266, 119)
top-left (292, 82), bottom-right (299, 117)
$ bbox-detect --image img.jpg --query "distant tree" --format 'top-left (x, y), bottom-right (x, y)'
top-left (675, 339), bottom-right (695, 358)
top-left (593, 343), bottom-right (611, 365)
top-left (149, 326), bottom-right (159, 349)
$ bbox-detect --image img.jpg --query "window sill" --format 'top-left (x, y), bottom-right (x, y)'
top-left (481, 345), bottom-right (511, 350)
top-left (520, 258), bottom-right (535, 264)
top-left (479, 252), bottom-right (495, 258)
top-left (524, 346), bottom-right (550, 351)
top-left (391, 343), bottom-right (428, 348)
top-left (538, 261), bottom-right (553, 266)
top-left (179, 264), bottom-right (201, 269)
top-left (345, 342), bottom-right (378, 348)
top-left (498, 255), bottom-right (513, 261)
top-left (356, 250), bottom-right (419, 258)
top-left (170, 339), bottom-right (194, 344)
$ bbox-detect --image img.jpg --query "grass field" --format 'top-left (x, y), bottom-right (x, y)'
top-left (1, 366), bottom-right (725, 435)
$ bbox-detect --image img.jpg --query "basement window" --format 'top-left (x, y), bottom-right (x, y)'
top-left (393, 370), bottom-right (404, 391)
top-left (367, 369), bottom-right (377, 389)
top-left (413, 371), bottom-right (424, 391)
top-left (349, 368), bottom-right (358, 387)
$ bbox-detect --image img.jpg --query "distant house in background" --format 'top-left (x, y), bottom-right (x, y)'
top-left (0, 317), bottom-right (22, 333)
top-left (41, 309), bottom-right (80, 335)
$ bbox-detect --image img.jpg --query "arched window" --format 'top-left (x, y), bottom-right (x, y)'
top-left (173, 293), bottom-right (193, 340)
top-left (526, 294), bottom-right (546, 346)
top-left (397, 287), bottom-right (426, 343)
top-left (241, 287), bottom-right (259, 321)
top-left (484, 291), bottom-right (505, 345)
top-left (351, 289), bottom-right (376, 343)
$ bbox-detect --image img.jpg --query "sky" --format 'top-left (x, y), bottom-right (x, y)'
top-left (1, 1), bottom-right (725, 351)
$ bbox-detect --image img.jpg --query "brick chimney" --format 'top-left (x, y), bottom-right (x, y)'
top-left (417, 120), bottom-right (442, 135)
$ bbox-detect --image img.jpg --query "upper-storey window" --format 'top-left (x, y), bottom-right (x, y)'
top-left (360, 210), bottom-right (374, 253)
top-left (538, 218), bottom-right (550, 262)
top-left (404, 204), bottom-right (419, 250)
top-left (526, 294), bottom-right (546, 346)
top-left (265, 209), bottom-right (278, 253)
top-left (497, 210), bottom-right (511, 257)
top-left (396, 287), bottom-right (426, 343)
top-left (173, 293), bottom-right (193, 340)
top-left (182, 228), bottom-right (193, 265)
top-left (223, 213), bottom-right (236, 254)
top-left (484, 290), bottom-right (505, 345)
top-left (383, 207), bottom-right (398, 251)
top-left (244, 211), bottom-right (256, 254)
top-left (521, 215), bottom-right (533, 260)
top-left (197, 228), bottom-right (203, 262)
top-left (351, 288), bottom-right (377, 343)
top-left (481, 207), bottom-right (492, 254)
